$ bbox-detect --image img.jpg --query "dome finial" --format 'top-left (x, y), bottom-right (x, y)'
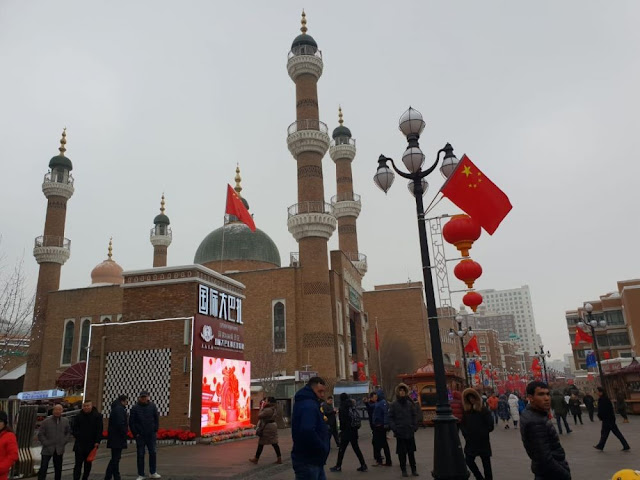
top-left (234, 164), bottom-right (243, 197)
top-left (338, 105), bottom-right (344, 125)
top-left (58, 128), bottom-right (67, 156)
top-left (300, 9), bottom-right (307, 34)
top-left (108, 237), bottom-right (113, 260)
top-left (160, 193), bottom-right (166, 214)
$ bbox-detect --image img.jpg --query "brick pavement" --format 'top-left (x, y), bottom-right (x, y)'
top-left (54, 415), bottom-right (638, 480)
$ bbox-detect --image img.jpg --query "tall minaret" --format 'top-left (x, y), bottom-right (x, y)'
top-left (25, 129), bottom-right (74, 390)
top-left (286, 12), bottom-right (337, 378)
top-left (150, 194), bottom-right (172, 267)
top-left (329, 107), bottom-right (366, 276)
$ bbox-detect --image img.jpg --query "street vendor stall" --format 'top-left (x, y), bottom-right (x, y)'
top-left (604, 357), bottom-right (640, 414)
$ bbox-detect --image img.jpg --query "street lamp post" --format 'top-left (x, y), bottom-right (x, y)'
top-left (374, 107), bottom-right (467, 480)
top-left (449, 315), bottom-right (472, 387)
top-left (534, 345), bottom-right (551, 384)
top-left (578, 302), bottom-right (607, 388)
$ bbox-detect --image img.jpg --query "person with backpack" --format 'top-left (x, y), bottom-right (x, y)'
top-left (389, 383), bottom-right (419, 477)
top-left (329, 393), bottom-right (367, 472)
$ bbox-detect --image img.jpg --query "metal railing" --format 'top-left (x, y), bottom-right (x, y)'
top-left (287, 119), bottom-right (328, 135)
top-left (34, 235), bottom-right (71, 249)
top-left (288, 45), bottom-right (323, 59)
top-left (44, 172), bottom-right (74, 186)
top-left (289, 252), bottom-right (300, 267)
top-left (330, 137), bottom-right (356, 147)
top-left (287, 201), bottom-right (334, 218)
top-left (330, 192), bottom-right (361, 204)
top-left (346, 252), bottom-right (367, 263)
top-left (149, 226), bottom-right (173, 238)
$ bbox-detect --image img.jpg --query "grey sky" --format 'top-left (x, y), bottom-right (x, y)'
top-left (2, 1), bottom-right (639, 361)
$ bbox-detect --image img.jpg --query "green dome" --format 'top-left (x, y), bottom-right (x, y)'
top-left (332, 125), bottom-right (352, 140)
top-left (291, 33), bottom-right (318, 50)
top-left (49, 155), bottom-right (73, 171)
top-left (194, 223), bottom-right (281, 267)
top-left (154, 213), bottom-right (170, 225)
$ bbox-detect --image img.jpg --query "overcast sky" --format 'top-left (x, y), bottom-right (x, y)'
top-left (2, 1), bottom-right (639, 361)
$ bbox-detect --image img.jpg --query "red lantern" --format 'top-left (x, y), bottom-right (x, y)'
top-left (357, 361), bottom-right (364, 368)
top-left (454, 259), bottom-right (483, 289)
top-left (442, 214), bottom-right (481, 257)
top-left (455, 360), bottom-right (460, 368)
top-left (463, 291), bottom-right (483, 312)
top-left (603, 351), bottom-right (611, 359)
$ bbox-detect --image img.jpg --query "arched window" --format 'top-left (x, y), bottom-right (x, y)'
top-left (79, 319), bottom-right (91, 362)
top-left (273, 301), bottom-right (286, 351)
top-left (61, 320), bottom-right (75, 365)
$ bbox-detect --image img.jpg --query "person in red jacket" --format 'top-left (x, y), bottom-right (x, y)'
top-left (451, 391), bottom-right (464, 421)
top-left (0, 411), bottom-right (19, 480)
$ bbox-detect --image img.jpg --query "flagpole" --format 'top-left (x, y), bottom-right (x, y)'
top-left (220, 214), bottom-right (226, 273)
top-left (376, 319), bottom-right (383, 389)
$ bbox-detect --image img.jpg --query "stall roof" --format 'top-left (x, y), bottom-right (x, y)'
top-left (0, 363), bottom-right (26, 381)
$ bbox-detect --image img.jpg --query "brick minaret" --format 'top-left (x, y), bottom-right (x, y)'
top-left (150, 194), bottom-right (172, 267)
top-left (329, 107), bottom-right (367, 276)
top-left (286, 12), bottom-right (337, 378)
top-left (24, 129), bottom-right (74, 390)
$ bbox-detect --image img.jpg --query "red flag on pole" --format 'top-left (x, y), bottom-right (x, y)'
top-left (464, 335), bottom-right (481, 355)
top-left (440, 155), bottom-right (512, 235)
top-left (225, 184), bottom-right (256, 232)
top-left (574, 328), bottom-right (593, 347)
top-left (375, 324), bottom-right (380, 352)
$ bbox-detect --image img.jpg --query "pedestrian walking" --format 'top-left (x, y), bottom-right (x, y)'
top-left (291, 377), bottom-right (330, 480)
top-left (551, 390), bottom-right (572, 434)
top-left (129, 391), bottom-right (160, 480)
top-left (365, 392), bottom-right (377, 461)
top-left (520, 381), bottom-right (571, 480)
top-left (321, 396), bottom-right (340, 448)
top-left (568, 393), bottom-right (583, 425)
top-left (450, 391), bottom-right (463, 421)
top-left (497, 394), bottom-right (510, 429)
top-left (71, 400), bottom-right (102, 480)
top-left (508, 393), bottom-right (520, 428)
top-left (460, 389), bottom-right (493, 480)
top-left (389, 383), bottom-right (419, 477)
top-left (249, 397), bottom-right (281, 464)
top-left (371, 389), bottom-right (391, 467)
top-left (594, 386), bottom-right (630, 452)
top-left (38, 404), bottom-right (72, 480)
top-left (615, 390), bottom-right (630, 423)
top-left (583, 392), bottom-right (595, 422)
top-left (105, 395), bottom-right (128, 480)
top-left (330, 394), bottom-right (367, 473)
top-left (487, 394), bottom-right (499, 425)
top-left (0, 411), bottom-right (19, 480)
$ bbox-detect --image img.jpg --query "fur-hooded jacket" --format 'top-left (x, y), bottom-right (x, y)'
top-left (389, 383), bottom-right (418, 439)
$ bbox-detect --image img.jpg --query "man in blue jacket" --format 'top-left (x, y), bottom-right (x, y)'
top-left (372, 389), bottom-right (392, 467)
top-left (291, 377), bottom-right (330, 480)
top-left (129, 391), bottom-right (160, 480)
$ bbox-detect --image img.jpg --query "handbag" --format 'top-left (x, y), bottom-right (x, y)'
top-left (86, 446), bottom-right (98, 463)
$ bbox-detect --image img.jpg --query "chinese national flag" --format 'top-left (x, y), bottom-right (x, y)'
top-left (440, 155), bottom-right (512, 235)
top-left (375, 325), bottom-right (380, 352)
top-left (225, 184), bottom-right (256, 232)
top-left (464, 335), bottom-right (480, 355)
top-left (574, 328), bottom-right (593, 346)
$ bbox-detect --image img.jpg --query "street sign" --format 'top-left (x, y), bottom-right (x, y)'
top-left (17, 389), bottom-right (66, 401)
top-left (295, 370), bottom-right (318, 382)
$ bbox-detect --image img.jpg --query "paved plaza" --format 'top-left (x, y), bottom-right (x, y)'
top-left (52, 414), bottom-right (639, 480)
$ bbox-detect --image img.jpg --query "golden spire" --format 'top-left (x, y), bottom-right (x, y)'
top-left (234, 164), bottom-right (243, 197)
top-left (160, 193), bottom-right (166, 214)
top-left (300, 10), bottom-right (307, 34)
top-left (107, 237), bottom-right (113, 260)
top-left (58, 128), bottom-right (67, 156)
top-left (338, 106), bottom-right (344, 125)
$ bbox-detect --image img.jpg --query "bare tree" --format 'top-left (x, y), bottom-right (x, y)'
top-left (250, 349), bottom-right (286, 398)
top-left (376, 333), bottom-right (416, 400)
top-left (0, 254), bottom-right (34, 372)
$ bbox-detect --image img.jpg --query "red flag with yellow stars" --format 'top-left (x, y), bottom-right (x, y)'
top-left (441, 155), bottom-right (512, 235)
top-left (225, 184), bottom-right (256, 232)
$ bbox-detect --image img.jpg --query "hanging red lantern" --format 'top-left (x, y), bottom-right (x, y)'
top-left (357, 361), bottom-right (364, 368)
top-left (463, 291), bottom-right (483, 312)
top-left (603, 351), bottom-right (611, 359)
top-left (454, 259), bottom-right (483, 289)
top-left (442, 214), bottom-right (481, 257)
top-left (455, 360), bottom-right (460, 368)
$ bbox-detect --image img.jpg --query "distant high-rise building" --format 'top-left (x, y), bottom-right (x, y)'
top-left (459, 306), bottom-right (517, 342)
top-left (477, 286), bottom-right (540, 354)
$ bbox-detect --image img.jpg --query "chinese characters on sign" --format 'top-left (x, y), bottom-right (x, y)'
top-left (198, 284), bottom-right (243, 324)
top-left (194, 315), bottom-right (245, 360)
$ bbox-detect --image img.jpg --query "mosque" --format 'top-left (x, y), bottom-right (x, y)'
top-left (21, 13), bottom-right (461, 431)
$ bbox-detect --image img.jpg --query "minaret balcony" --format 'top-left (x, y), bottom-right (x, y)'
top-left (330, 193), bottom-right (362, 219)
top-left (346, 252), bottom-right (368, 276)
top-left (150, 226), bottom-right (173, 247)
top-left (33, 235), bottom-right (71, 265)
top-left (287, 201), bottom-right (336, 241)
top-left (329, 138), bottom-right (357, 162)
top-left (42, 172), bottom-right (75, 200)
top-left (287, 46), bottom-right (323, 81)
top-left (287, 120), bottom-right (331, 158)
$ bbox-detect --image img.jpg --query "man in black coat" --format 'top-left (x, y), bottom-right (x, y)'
top-left (389, 383), bottom-right (419, 477)
top-left (330, 393), bottom-right (367, 473)
top-left (71, 401), bottom-right (102, 480)
top-left (105, 395), bottom-right (128, 480)
top-left (321, 396), bottom-right (339, 448)
top-left (520, 381), bottom-right (570, 480)
top-left (582, 392), bottom-right (595, 422)
top-left (594, 386), bottom-right (630, 451)
top-left (129, 391), bottom-right (160, 480)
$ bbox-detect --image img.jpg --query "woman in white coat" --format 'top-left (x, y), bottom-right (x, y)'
top-left (507, 393), bottom-right (520, 428)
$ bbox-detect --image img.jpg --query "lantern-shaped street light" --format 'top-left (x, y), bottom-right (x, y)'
top-left (374, 107), bottom-right (467, 480)
top-left (577, 302), bottom-right (607, 387)
top-left (449, 315), bottom-right (472, 387)
top-left (534, 346), bottom-right (551, 384)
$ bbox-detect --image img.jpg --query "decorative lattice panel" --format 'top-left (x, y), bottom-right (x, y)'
top-left (101, 348), bottom-right (171, 417)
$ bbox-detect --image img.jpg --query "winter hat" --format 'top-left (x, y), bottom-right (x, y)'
top-left (0, 410), bottom-right (8, 425)
top-left (139, 390), bottom-right (150, 398)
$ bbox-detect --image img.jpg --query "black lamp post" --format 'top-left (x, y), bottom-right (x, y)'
top-left (578, 302), bottom-right (607, 387)
top-left (374, 107), bottom-right (468, 480)
top-left (534, 345), bottom-right (550, 384)
top-left (449, 315), bottom-right (472, 388)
